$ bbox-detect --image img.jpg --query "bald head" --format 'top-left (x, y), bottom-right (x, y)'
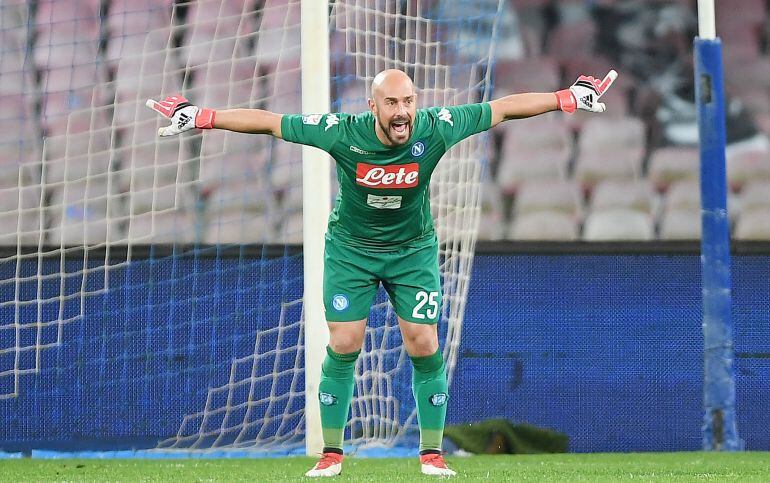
top-left (369, 70), bottom-right (417, 146)
top-left (371, 69), bottom-right (415, 98)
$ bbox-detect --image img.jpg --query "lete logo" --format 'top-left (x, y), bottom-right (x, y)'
top-left (355, 163), bottom-right (419, 189)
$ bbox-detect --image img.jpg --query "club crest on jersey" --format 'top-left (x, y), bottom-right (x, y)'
top-left (319, 392), bottom-right (338, 406)
top-left (355, 163), bottom-right (419, 189)
top-left (429, 393), bottom-right (448, 407)
top-left (411, 141), bottom-right (425, 157)
top-left (332, 294), bottom-right (349, 311)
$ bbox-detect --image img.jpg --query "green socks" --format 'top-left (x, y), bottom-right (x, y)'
top-left (318, 346), bottom-right (359, 451)
top-left (411, 349), bottom-right (449, 453)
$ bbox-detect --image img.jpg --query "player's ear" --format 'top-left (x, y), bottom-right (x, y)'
top-left (367, 97), bottom-right (376, 114)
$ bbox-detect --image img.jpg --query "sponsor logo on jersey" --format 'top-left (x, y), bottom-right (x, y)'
top-left (302, 114), bottom-right (323, 125)
top-left (411, 141), bottom-right (425, 157)
top-left (319, 392), bottom-right (338, 406)
top-left (438, 107), bottom-right (453, 126)
top-left (350, 145), bottom-right (373, 155)
top-left (367, 194), bottom-right (402, 209)
top-left (325, 113), bottom-right (339, 131)
top-left (429, 393), bottom-right (448, 407)
top-left (332, 294), bottom-right (349, 311)
top-left (355, 163), bottom-right (419, 189)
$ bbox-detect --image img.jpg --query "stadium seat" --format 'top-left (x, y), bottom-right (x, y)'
top-left (664, 179), bottom-right (700, 210)
top-left (206, 180), bottom-right (276, 214)
top-left (264, 64), bottom-right (302, 114)
top-left (112, 30), bottom-right (182, 98)
top-left (546, 20), bottom-right (596, 62)
top-left (734, 208), bottom-right (770, 240)
top-left (496, 113), bottom-right (572, 192)
top-left (256, 0), bottom-right (302, 66)
top-left (34, 0), bottom-right (100, 69)
top-left (105, 0), bottom-right (173, 65)
top-left (508, 210), bottom-right (579, 241)
top-left (278, 212), bottom-right (303, 244)
top-left (127, 181), bottom-right (192, 216)
top-left (659, 207), bottom-right (701, 240)
top-left (0, 207), bottom-right (42, 246)
top-left (739, 180), bottom-right (770, 212)
top-left (125, 210), bottom-right (197, 244)
top-left (726, 137), bottom-right (770, 190)
top-left (514, 178), bottom-right (582, 218)
top-left (199, 149), bottom-right (269, 189)
top-left (574, 116), bottom-right (645, 189)
top-left (648, 146), bottom-right (699, 192)
top-left (476, 182), bottom-right (506, 241)
top-left (203, 210), bottom-right (279, 244)
top-left (0, 184), bottom-right (40, 215)
top-left (268, 142), bottom-right (303, 191)
top-left (583, 208), bottom-right (654, 241)
top-left (493, 56), bottom-right (560, 97)
top-left (336, 80), bottom-right (369, 114)
top-left (589, 179), bottom-right (655, 215)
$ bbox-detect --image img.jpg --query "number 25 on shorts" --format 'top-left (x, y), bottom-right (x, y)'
top-left (412, 291), bottom-right (439, 320)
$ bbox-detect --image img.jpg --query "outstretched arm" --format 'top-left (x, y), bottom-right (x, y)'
top-left (146, 95), bottom-right (284, 138)
top-left (488, 70), bottom-right (618, 127)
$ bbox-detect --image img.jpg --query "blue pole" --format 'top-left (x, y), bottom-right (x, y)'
top-left (694, 37), bottom-right (741, 451)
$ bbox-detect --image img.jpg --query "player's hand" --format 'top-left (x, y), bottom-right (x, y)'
top-left (556, 70), bottom-right (618, 114)
top-left (145, 94), bottom-right (215, 136)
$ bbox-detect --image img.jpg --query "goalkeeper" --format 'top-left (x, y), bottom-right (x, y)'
top-left (147, 68), bottom-right (617, 477)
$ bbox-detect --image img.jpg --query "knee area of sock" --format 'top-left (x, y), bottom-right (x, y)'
top-left (410, 350), bottom-right (445, 375)
top-left (322, 345), bottom-right (360, 378)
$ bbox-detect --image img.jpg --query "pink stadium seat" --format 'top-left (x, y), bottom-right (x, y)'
top-left (206, 179), bottom-right (275, 214)
top-left (583, 209), bottom-right (654, 241)
top-left (278, 212), bottom-right (303, 244)
top-left (659, 207), bottom-right (701, 240)
top-left (0, 184), bottom-right (40, 215)
top-left (106, 0), bottom-right (173, 64)
top-left (337, 81), bottom-right (369, 114)
top-left (648, 147), bottom-right (699, 192)
top-left (726, 143), bottom-right (770, 190)
top-left (734, 208), bottom-right (770, 240)
top-left (496, 113), bottom-right (572, 192)
top-left (665, 179), bottom-right (700, 210)
top-left (574, 116), bottom-right (645, 189)
top-left (125, 210), bottom-right (196, 244)
top-left (255, 0), bottom-right (302, 66)
top-left (477, 182), bottom-right (506, 241)
top-left (264, 64), bottom-right (302, 114)
top-left (127, 181), bottom-right (191, 215)
top-left (514, 178), bottom-right (582, 218)
top-left (493, 57), bottom-right (560, 96)
top-left (508, 210), bottom-right (579, 241)
top-left (0, 207), bottom-right (42, 246)
top-left (268, 142), bottom-right (303, 191)
top-left (738, 180), bottom-right (770, 213)
top-left (34, 0), bottom-right (100, 69)
top-left (203, 210), bottom-right (279, 244)
top-left (589, 179), bottom-right (655, 215)
top-left (546, 20), bottom-right (596, 62)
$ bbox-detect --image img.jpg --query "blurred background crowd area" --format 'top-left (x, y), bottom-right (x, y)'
top-left (0, 0), bottom-right (769, 246)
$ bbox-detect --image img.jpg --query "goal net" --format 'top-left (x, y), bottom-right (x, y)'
top-left (0, 0), bottom-right (502, 452)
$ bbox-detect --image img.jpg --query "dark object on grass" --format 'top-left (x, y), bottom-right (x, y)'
top-left (444, 419), bottom-right (568, 454)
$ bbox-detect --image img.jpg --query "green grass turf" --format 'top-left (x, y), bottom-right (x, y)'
top-left (2, 452), bottom-right (770, 482)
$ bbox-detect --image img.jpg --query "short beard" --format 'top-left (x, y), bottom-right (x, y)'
top-left (377, 115), bottom-right (410, 146)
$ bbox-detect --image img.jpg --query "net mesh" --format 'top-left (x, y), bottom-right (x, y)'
top-left (0, 0), bottom-right (501, 451)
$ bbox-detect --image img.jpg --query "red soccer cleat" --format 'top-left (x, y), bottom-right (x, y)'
top-left (420, 452), bottom-right (456, 477)
top-left (305, 451), bottom-right (344, 477)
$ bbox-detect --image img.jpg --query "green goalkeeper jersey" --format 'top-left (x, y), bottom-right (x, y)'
top-left (280, 103), bottom-right (492, 251)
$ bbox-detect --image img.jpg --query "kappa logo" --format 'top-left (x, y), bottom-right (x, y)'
top-left (411, 141), bottom-right (425, 157)
top-left (580, 94), bottom-right (593, 108)
top-left (325, 113), bottom-right (339, 131)
top-left (302, 114), bottom-right (323, 125)
top-left (438, 107), bottom-right (453, 126)
top-left (319, 392), bottom-right (338, 406)
top-left (429, 393), bottom-right (448, 407)
top-left (350, 145), bottom-right (373, 155)
top-left (355, 163), bottom-right (419, 189)
top-left (177, 112), bottom-right (191, 129)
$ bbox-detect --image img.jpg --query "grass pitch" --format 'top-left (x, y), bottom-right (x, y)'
top-left (2, 452), bottom-right (769, 482)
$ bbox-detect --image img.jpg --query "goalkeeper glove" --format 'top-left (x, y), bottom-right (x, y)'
top-left (556, 70), bottom-right (618, 114)
top-left (145, 94), bottom-right (216, 136)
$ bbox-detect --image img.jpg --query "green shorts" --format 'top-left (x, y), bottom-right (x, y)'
top-left (323, 236), bottom-right (442, 324)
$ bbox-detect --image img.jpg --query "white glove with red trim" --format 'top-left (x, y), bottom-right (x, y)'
top-left (145, 94), bottom-right (216, 136)
top-left (556, 70), bottom-right (618, 114)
